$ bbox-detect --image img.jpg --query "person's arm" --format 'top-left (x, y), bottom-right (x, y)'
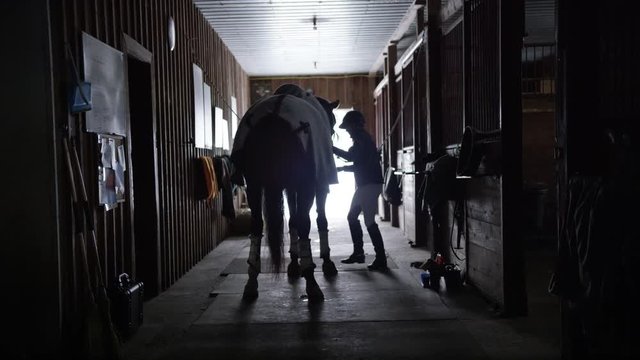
top-left (333, 146), bottom-right (353, 161)
top-left (337, 165), bottom-right (355, 172)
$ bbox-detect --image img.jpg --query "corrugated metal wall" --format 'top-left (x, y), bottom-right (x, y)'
top-left (53, 0), bottom-right (249, 315)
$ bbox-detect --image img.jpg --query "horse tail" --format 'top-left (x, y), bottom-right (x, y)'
top-left (263, 185), bottom-right (285, 274)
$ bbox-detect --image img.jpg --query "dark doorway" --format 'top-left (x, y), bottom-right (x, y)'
top-left (126, 40), bottom-right (160, 299)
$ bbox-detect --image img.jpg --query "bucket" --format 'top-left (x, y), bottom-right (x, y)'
top-left (420, 271), bottom-right (441, 291)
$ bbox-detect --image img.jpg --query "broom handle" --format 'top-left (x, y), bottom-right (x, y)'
top-left (63, 138), bottom-right (96, 302)
top-left (70, 139), bottom-right (107, 288)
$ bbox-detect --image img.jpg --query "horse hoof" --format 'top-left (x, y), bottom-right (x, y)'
top-left (287, 261), bottom-right (301, 278)
top-left (322, 260), bottom-right (338, 277)
top-left (242, 288), bottom-right (258, 301)
top-left (242, 279), bottom-right (258, 301)
top-left (304, 275), bottom-right (324, 302)
top-left (306, 283), bottom-right (324, 302)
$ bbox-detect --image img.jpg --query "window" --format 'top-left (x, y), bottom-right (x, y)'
top-left (214, 107), bottom-right (229, 151)
top-left (231, 96), bottom-right (238, 140)
top-left (193, 64), bottom-right (213, 149)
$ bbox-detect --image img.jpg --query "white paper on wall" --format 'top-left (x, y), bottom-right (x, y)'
top-left (214, 107), bottom-right (224, 149)
top-left (231, 96), bottom-right (238, 139)
top-left (82, 32), bottom-right (128, 136)
top-left (221, 119), bottom-right (229, 151)
top-left (203, 84), bottom-right (213, 149)
top-left (193, 64), bottom-right (206, 148)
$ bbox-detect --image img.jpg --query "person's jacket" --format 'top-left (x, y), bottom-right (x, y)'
top-left (333, 129), bottom-right (383, 186)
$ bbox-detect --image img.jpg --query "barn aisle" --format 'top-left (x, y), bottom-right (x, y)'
top-left (123, 217), bottom-right (559, 360)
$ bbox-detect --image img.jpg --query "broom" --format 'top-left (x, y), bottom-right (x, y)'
top-left (64, 138), bottom-right (122, 360)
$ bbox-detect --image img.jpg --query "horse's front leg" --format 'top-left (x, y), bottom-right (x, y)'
top-left (285, 189), bottom-right (301, 278)
top-left (244, 234), bottom-right (261, 300)
top-left (316, 185), bottom-right (337, 276)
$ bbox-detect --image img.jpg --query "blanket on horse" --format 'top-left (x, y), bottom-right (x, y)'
top-left (232, 93), bottom-right (338, 186)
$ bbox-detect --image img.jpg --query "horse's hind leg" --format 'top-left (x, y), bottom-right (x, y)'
top-left (243, 234), bottom-right (261, 300)
top-left (243, 182), bottom-right (263, 301)
top-left (316, 186), bottom-right (337, 276)
top-left (296, 185), bottom-right (324, 301)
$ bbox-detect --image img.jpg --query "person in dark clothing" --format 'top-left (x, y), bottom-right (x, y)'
top-left (332, 110), bottom-right (388, 271)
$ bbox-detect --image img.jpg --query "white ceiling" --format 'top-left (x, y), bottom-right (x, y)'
top-left (193, 0), bottom-right (416, 77)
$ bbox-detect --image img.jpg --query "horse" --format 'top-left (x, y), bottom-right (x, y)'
top-left (284, 94), bottom-right (341, 278)
top-left (230, 84), bottom-right (338, 302)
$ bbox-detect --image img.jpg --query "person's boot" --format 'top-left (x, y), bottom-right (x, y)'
top-left (341, 219), bottom-right (365, 264)
top-left (366, 224), bottom-right (388, 271)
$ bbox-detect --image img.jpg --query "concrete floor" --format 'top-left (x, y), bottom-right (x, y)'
top-left (123, 217), bottom-right (560, 360)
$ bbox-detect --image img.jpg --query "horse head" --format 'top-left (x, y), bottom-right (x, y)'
top-left (315, 96), bottom-right (340, 135)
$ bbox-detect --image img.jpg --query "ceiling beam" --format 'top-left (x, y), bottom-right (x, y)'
top-left (368, 0), bottom-right (425, 76)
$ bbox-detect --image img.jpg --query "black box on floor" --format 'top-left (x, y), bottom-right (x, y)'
top-left (110, 273), bottom-right (144, 339)
top-left (444, 264), bottom-right (462, 291)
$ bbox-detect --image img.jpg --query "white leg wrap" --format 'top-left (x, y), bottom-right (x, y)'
top-left (298, 238), bottom-right (315, 272)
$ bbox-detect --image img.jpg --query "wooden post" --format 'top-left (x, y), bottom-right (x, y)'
top-left (499, 0), bottom-right (527, 317)
top-left (425, 0), bottom-right (443, 251)
top-left (556, 0), bottom-right (600, 356)
top-left (411, 5), bottom-right (427, 247)
top-left (386, 43), bottom-right (400, 228)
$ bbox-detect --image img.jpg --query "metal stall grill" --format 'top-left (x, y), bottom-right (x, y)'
top-left (441, 22), bottom-right (464, 147)
top-left (402, 64), bottom-right (415, 147)
top-left (465, 0), bottom-right (500, 131)
top-left (395, 77), bottom-right (404, 147)
top-left (522, 43), bottom-right (556, 95)
top-left (375, 87), bottom-right (388, 149)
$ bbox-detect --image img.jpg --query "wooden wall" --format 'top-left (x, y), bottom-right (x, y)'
top-left (463, 177), bottom-right (504, 301)
top-left (49, 0), bottom-right (249, 351)
top-left (250, 76), bottom-right (377, 136)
